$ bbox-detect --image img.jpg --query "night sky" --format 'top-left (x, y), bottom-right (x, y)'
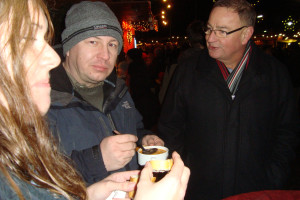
top-left (149, 0), bottom-right (300, 38)
top-left (47, 0), bottom-right (300, 43)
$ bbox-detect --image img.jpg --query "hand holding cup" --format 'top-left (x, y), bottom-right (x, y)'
top-left (133, 152), bottom-right (190, 200)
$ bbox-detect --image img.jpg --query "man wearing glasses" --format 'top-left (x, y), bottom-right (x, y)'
top-left (158, 0), bottom-right (300, 199)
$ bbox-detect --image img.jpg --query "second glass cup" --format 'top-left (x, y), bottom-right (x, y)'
top-left (137, 145), bottom-right (169, 182)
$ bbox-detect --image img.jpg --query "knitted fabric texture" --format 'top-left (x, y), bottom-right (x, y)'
top-left (61, 1), bottom-right (123, 55)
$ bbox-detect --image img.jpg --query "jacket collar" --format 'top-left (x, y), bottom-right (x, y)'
top-left (50, 63), bottom-right (73, 94)
top-left (50, 63), bottom-right (118, 92)
top-left (195, 41), bottom-right (267, 101)
top-left (50, 62), bottom-right (127, 113)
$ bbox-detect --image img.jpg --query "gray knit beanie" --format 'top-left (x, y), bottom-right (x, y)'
top-left (61, 1), bottom-right (123, 56)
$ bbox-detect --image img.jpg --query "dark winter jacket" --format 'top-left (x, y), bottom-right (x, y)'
top-left (0, 172), bottom-right (66, 200)
top-left (158, 43), bottom-right (300, 200)
top-left (47, 65), bottom-right (150, 185)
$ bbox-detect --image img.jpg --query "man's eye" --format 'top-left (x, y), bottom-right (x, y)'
top-left (89, 41), bottom-right (97, 45)
top-left (109, 43), bottom-right (118, 48)
top-left (219, 30), bottom-right (226, 34)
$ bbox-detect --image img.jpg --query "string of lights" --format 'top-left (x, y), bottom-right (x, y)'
top-left (149, 0), bottom-right (172, 28)
top-left (136, 0), bottom-right (300, 47)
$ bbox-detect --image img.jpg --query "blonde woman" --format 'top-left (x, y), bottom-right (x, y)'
top-left (0, 0), bottom-right (189, 199)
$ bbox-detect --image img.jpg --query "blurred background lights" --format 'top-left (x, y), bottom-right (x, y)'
top-left (283, 16), bottom-right (298, 32)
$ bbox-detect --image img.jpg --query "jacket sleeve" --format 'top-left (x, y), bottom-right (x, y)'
top-left (157, 63), bottom-right (188, 155)
top-left (0, 173), bottom-right (67, 200)
top-left (47, 111), bottom-right (109, 186)
top-left (266, 62), bottom-right (300, 188)
top-left (70, 145), bottom-right (109, 186)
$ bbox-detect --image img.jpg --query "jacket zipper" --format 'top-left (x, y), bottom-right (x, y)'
top-left (107, 113), bottom-right (117, 131)
top-left (98, 117), bottom-right (112, 137)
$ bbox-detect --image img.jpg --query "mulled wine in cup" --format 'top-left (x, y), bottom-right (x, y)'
top-left (128, 159), bottom-right (174, 199)
top-left (150, 159), bottom-right (173, 182)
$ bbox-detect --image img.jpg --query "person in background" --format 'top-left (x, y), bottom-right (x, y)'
top-left (159, 20), bottom-right (206, 104)
top-left (148, 47), bottom-right (166, 97)
top-left (47, 1), bottom-right (164, 185)
top-left (186, 20), bottom-right (206, 49)
top-left (0, 0), bottom-right (190, 199)
top-left (116, 50), bottom-right (129, 80)
top-left (178, 19), bottom-right (206, 64)
top-left (158, 0), bottom-right (300, 199)
top-left (126, 48), bottom-right (160, 130)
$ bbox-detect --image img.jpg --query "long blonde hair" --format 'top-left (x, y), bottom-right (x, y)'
top-left (0, 0), bottom-right (87, 199)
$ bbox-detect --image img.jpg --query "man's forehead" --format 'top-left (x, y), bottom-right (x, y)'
top-left (208, 7), bottom-right (240, 27)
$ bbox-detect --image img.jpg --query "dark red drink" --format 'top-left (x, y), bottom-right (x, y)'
top-left (153, 170), bottom-right (169, 182)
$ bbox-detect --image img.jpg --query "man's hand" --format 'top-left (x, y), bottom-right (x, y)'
top-left (100, 133), bottom-right (138, 171)
top-left (142, 135), bottom-right (164, 146)
top-left (87, 170), bottom-right (140, 200)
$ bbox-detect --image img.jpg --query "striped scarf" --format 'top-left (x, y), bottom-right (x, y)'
top-left (217, 42), bottom-right (252, 100)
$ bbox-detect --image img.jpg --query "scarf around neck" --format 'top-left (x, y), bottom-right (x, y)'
top-left (216, 41), bottom-right (252, 100)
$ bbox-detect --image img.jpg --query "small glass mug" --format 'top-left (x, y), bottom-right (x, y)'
top-left (150, 159), bottom-right (173, 182)
top-left (128, 159), bottom-right (174, 199)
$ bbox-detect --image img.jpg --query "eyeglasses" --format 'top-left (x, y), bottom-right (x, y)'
top-left (203, 26), bottom-right (248, 38)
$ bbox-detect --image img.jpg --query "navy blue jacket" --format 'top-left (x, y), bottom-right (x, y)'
top-left (47, 65), bottom-right (150, 185)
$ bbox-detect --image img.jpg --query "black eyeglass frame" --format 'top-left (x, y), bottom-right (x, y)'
top-left (204, 26), bottom-right (248, 37)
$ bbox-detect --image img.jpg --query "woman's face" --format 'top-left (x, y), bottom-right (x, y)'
top-left (24, 8), bottom-right (60, 115)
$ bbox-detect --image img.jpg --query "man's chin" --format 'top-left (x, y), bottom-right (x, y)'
top-left (208, 51), bottom-right (219, 60)
top-left (90, 75), bottom-right (108, 84)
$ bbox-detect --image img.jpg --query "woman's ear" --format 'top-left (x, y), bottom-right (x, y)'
top-left (241, 26), bottom-right (254, 45)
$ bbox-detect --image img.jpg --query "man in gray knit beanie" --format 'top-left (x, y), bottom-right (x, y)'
top-left (48, 0), bottom-right (164, 187)
top-left (62, 1), bottom-right (123, 55)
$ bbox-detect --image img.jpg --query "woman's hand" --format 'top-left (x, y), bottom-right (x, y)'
top-left (87, 170), bottom-right (139, 200)
top-left (134, 151), bottom-right (190, 200)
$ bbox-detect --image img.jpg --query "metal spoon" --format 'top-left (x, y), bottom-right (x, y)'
top-left (112, 130), bottom-right (158, 154)
top-left (139, 145), bottom-right (158, 155)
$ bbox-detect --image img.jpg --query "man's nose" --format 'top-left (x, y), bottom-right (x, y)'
top-left (96, 46), bottom-right (110, 60)
top-left (206, 31), bottom-right (218, 42)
